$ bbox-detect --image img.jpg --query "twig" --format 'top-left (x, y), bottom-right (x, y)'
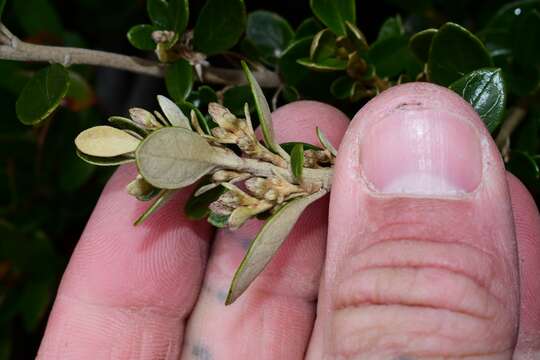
top-left (496, 106), bottom-right (528, 161)
top-left (0, 24), bottom-right (281, 87)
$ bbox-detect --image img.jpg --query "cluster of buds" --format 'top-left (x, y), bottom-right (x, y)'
top-left (209, 174), bottom-right (308, 229)
top-left (210, 183), bottom-right (274, 229)
top-left (208, 103), bottom-right (288, 168)
top-left (304, 149), bottom-right (334, 168)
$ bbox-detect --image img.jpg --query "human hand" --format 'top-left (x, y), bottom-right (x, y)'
top-left (37, 83), bottom-right (540, 359)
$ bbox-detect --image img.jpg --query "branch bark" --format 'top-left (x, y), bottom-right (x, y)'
top-left (495, 106), bottom-right (528, 162)
top-left (0, 24), bottom-right (281, 87)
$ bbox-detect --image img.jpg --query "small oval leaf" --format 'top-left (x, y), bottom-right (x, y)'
top-left (75, 126), bottom-right (140, 157)
top-left (193, 0), bottom-right (246, 55)
top-left (165, 59), bottom-right (193, 102)
top-left (428, 22), bottom-right (493, 86)
top-left (136, 127), bottom-right (221, 189)
top-left (147, 0), bottom-right (170, 29)
top-left (449, 68), bottom-right (506, 132)
top-left (246, 10), bottom-right (294, 64)
top-left (309, 0), bottom-right (356, 36)
top-left (108, 116), bottom-right (150, 138)
top-left (226, 190), bottom-right (328, 304)
top-left (134, 190), bottom-right (175, 225)
top-left (185, 182), bottom-right (225, 220)
top-left (157, 95), bottom-right (190, 128)
top-left (409, 28), bottom-right (437, 63)
top-left (127, 24), bottom-right (157, 51)
top-left (16, 64), bottom-right (70, 125)
top-left (76, 151), bottom-right (135, 166)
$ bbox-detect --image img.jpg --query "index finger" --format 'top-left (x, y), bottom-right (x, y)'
top-left (38, 165), bottom-right (213, 359)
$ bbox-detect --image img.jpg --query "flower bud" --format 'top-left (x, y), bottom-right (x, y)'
top-left (151, 30), bottom-right (176, 44)
top-left (129, 108), bottom-right (161, 128)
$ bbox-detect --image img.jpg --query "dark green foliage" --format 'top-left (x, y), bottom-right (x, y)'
top-left (1, 0), bottom-right (540, 356)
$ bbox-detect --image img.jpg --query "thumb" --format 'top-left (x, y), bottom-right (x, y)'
top-left (308, 83), bottom-right (519, 358)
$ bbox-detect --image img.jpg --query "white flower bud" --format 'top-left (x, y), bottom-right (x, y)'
top-left (129, 108), bottom-right (160, 128)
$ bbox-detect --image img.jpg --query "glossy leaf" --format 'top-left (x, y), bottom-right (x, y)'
top-left (345, 21), bottom-right (368, 54)
top-left (295, 17), bottom-right (323, 40)
top-left (147, 0), bottom-right (169, 29)
top-left (108, 116), bottom-right (150, 138)
top-left (279, 37), bottom-right (312, 86)
top-left (428, 23), bottom-right (493, 86)
top-left (193, 0), bottom-right (246, 55)
top-left (309, 0), bottom-right (356, 36)
top-left (169, 0), bottom-right (189, 34)
top-left (136, 127), bottom-right (225, 189)
top-left (223, 85), bottom-right (253, 116)
top-left (449, 68), bottom-right (506, 132)
top-left (157, 95), bottom-right (190, 128)
top-left (330, 76), bottom-right (356, 99)
top-left (290, 143), bottom-right (304, 181)
top-left (310, 29), bottom-right (338, 62)
top-left (513, 10), bottom-right (540, 67)
top-left (65, 71), bottom-right (95, 112)
top-left (317, 127), bottom-right (338, 156)
top-left (76, 151), bottom-right (135, 166)
top-left (16, 64), bottom-right (70, 125)
top-left (246, 10), bottom-right (294, 64)
top-left (376, 15), bottom-right (404, 42)
top-left (226, 190), bottom-right (327, 304)
top-left (75, 126), bottom-right (141, 157)
top-left (134, 190), bottom-right (175, 225)
top-left (165, 59), bottom-right (193, 102)
top-left (369, 36), bottom-right (422, 79)
top-left (409, 28), bottom-right (437, 63)
top-left (185, 183), bottom-right (225, 220)
top-left (127, 24), bottom-right (157, 51)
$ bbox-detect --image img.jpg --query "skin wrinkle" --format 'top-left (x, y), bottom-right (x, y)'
top-left (347, 238), bottom-right (500, 302)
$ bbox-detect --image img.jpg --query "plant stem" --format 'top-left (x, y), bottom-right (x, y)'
top-left (0, 24), bottom-right (281, 87)
top-left (496, 106), bottom-right (528, 161)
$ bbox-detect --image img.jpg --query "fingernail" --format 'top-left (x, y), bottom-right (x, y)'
top-left (360, 107), bottom-right (483, 195)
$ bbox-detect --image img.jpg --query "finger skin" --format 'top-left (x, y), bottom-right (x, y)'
top-left (508, 173), bottom-right (540, 359)
top-left (180, 101), bottom-right (349, 360)
top-left (308, 83), bottom-right (519, 359)
top-left (38, 165), bottom-right (213, 359)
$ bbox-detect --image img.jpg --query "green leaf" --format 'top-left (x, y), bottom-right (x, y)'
top-left (75, 126), bottom-right (141, 157)
top-left (241, 61), bottom-right (286, 158)
top-left (290, 143), bottom-right (304, 181)
top-left (208, 212), bottom-right (230, 228)
top-left (165, 59), bottom-right (193, 102)
top-left (13, 0), bottom-right (63, 36)
top-left (428, 23), bottom-right (493, 86)
top-left (193, 0), bottom-right (246, 55)
top-left (280, 142), bottom-right (321, 154)
top-left (134, 190), bottom-right (175, 225)
top-left (246, 10), bottom-right (294, 64)
top-left (127, 24), bottom-right (157, 51)
top-left (316, 127), bottom-right (338, 156)
top-left (185, 182), bottom-right (225, 220)
top-left (376, 15), bottom-right (404, 42)
top-left (108, 116), bottom-right (150, 138)
top-left (369, 36), bottom-right (422, 79)
top-left (310, 29), bottom-right (338, 62)
top-left (295, 17), bottom-right (323, 40)
top-left (345, 21), bottom-right (369, 54)
top-left (147, 0), bottom-right (169, 28)
top-left (310, 0), bottom-right (356, 36)
top-left (136, 127), bottom-right (230, 189)
top-left (297, 57), bottom-right (348, 71)
top-left (330, 76), bottom-right (356, 99)
top-left (157, 95), bottom-right (190, 128)
top-left (222, 85), bottom-right (253, 116)
top-left (59, 149), bottom-right (96, 192)
top-left (449, 68), bottom-right (506, 132)
top-left (409, 28), bottom-right (437, 63)
top-left (169, 0), bottom-right (189, 34)
top-left (513, 10), bottom-right (540, 67)
top-left (226, 190), bottom-right (327, 304)
top-left (76, 151), bottom-right (135, 166)
top-left (279, 37), bottom-right (312, 86)
top-left (282, 86), bottom-right (300, 102)
top-left (508, 151), bottom-right (540, 186)
top-left (16, 64), bottom-right (70, 125)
